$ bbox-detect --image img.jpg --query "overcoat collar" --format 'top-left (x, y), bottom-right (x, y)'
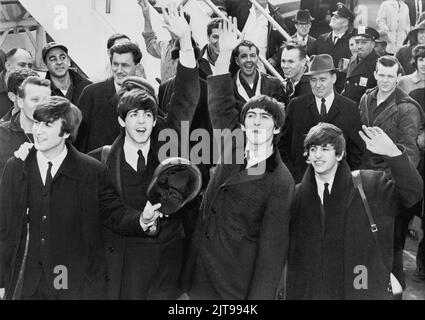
top-left (307, 93), bottom-right (341, 123)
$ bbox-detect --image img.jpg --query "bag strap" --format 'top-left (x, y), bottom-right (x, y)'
top-left (101, 145), bottom-right (111, 165)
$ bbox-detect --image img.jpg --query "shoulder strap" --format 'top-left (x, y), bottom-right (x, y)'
top-left (101, 145), bottom-right (111, 165)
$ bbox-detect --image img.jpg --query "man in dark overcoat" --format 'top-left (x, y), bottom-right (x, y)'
top-left (89, 10), bottom-right (201, 300)
top-left (278, 54), bottom-right (364, 183)
top-left (341, 27), bottom-right (380, 104)
top-left (284, 123), bottom-right (423, 299)
top-left (184, 20), bottom-right (294, 300)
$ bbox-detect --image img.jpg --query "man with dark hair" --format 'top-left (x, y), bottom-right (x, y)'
top-left (42, 42), bottom-right (91, 107)
top-left (198, 17), bottom-right (223, 80)
top-left (0, 68), bottom-right (39, 123)
top-left (292, 9), bottom-right (316, 56)
top-left (184, 19), bottom-right (294, 300)
top-left (359, 55), bottom-right (424, 293)
top-left (284, 122), bottom-right (423, 299)
top-left (342, 27), bottom-right (380, 104)
top-left (280, 41), bottom-right (311, 98)
top-left (279, 54), bottom-right (364, 182)
top-left (107, 33), bottom-right (130, 52)
top-left (0, 96), bottom-right (168, 300)
top-left (0, 76), bottom-right (51, 176)
top-left (75, 42), bottom-right (143, 153)
top-left (88, 7), bottom-right (200, 300)
top-left (312, 3), bottom-right (355, 93)
top-left (0, 48), bottom-right (33, 118)
top-left (229, 40), bottom-right (288, 109)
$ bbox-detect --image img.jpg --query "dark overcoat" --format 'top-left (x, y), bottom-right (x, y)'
top-left (342, 49), bottom-right (379, 103)
top-left (89, 63), bottom-right (200, 300)
top-left (186, 73), bottom-right (294, 300)
top-left (279, 93), bottom-right (364, 182)
top-left (291, 34), bottom-right (316, 57)
top-left (311, 29), bottom-right (353, 93)
top-left (75, 77), bottom-right (120, 153)
top-left (0, 145), bottom-right (146, 300)
top-left (286, 153), bottom-right (423, 299)
top-left (0, 70), bottom-right (13, 118)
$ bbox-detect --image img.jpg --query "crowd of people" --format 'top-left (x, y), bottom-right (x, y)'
top-left (0, 0), bottom-right (424, 300)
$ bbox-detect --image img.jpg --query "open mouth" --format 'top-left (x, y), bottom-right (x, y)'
top-left (136, 128), bottom-right (147, 134)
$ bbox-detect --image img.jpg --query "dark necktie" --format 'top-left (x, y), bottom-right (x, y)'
top-left (320, 98), bottom-right (327, 117)
top-left (333, 36), bottom-right (338, 45)
top-left (137, 150), bottom-right (146, 174)
top-left (286, 79), bottom-right (294, 97)
top-left (45, 161), bottom-right (53, 190)
top-left (321, 182), bottom-right (330, 230)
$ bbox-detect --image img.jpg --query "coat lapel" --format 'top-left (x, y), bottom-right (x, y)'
top-left (308, 95), bottom-right (322, 123)
top-left (323, 94), bottom-right (341, 123)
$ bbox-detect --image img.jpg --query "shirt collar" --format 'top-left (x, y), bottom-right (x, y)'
top-left (36, 145), bottom-right (68, 179)
top-left (315, 91), bottom-right (335, 111)
top-left (123, 136), bottom-right (150, 171)
top-left (244, 144), bottom-right (274, 169)
top-left (314, 171), bottom-right (336, 204)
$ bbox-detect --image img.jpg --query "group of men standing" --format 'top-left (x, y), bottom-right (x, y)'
top-left (0, 0), bottom-right (424, 300)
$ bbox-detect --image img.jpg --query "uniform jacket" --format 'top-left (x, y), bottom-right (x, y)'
top-left (186, 73), bottom-right (294, 300)
top-left (0, 144), bottom-right (147, 300)
top-left (0, 112), bottom-right (31, 176)
top-left (376, 0), bottom-right (411, 54)
top-left (279, 93), bottom-right (364, 182)
top-left (212, 0), bottom-right (289, 62)
top-left (88, 62), bottom-right (200, 300)
top-left (286, 154), bottom-right (423, 299)
top-left (46, 69), bottom-right (92, 107)
top-left (342, 49), bottom-right (379, 103)
top-left (0, 70), bottom-right (13, 119)
top-left (311, 29), bottom-right (354, 93)
top-left (74, 77), bottom-right (120, 153)
top-left (359, 86), bottom-right (423, 170)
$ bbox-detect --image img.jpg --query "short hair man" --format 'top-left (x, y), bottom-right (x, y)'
top-left (342, 27), bottom-right (380, 103)
top-left (280, 41), bottom-right (311, 98)
top-left (75, 42), bottom-right (143, 153)
top-left (311, 3), bottom-right (355, 93)
top-left (88, 7), bottom-right (200, 300)
top-left (229, 40), bottom-right (288, 108)
top-left (285, 122), bottom-right (423, 299)
top-left (42, 42), bottom-right (92, 107)
top-left (279, 54), bottom-right (364, 182)
top-left (0, 96), bottom-right (164, 300)
top-left (0, 68), bottom-right (39, 123)
top-left (0, 48), bottom-right (33, 118)
top-left (198, 17), bottom-right (223, 79)
top-left (0, 76), bottom-right (51, 175)
top-left (292, 9), bottom-right (316, 56)
top-left (185, 19), bottom-right (294, 300)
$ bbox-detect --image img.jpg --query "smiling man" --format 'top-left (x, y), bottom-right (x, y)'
top-left (42, 42), bottom-right (91, 107)
top-left (286, 122), bottom-right (423, 299)
top-left (279, 54), bottom-right (364, 182)
top-left (75, 42), bottom-right (143, 153)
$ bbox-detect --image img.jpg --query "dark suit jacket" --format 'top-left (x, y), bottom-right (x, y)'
top-left (186, 73), bottom-right (294, 300)
top-left (291, 34), bottom-right (316, 56)
top-left (406, 0), bottom-right (425, 25)
top-left (0, 144), bottom-right (147, 300)
top-left (342, 50), bottom-right (379, 103)
top-left (312, 29), bottom-right (354, 93)
top-left (212, 0), bottom-right (289, 63)
top-left (74, 77), bottom-right (120, 153)
top-left (286, 154), bottom-right (423, 299)
top-left (279, 93), bottom-right (364, 182)
top-left (0, 70), bottom-right (13, 119)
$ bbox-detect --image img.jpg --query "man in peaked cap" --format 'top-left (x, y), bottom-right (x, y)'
top-left (311, 3), bottom-right (355, 93)
top-left (292, 9), bottom-right (316, 56)
top-left (342, 26), bottom-right (380, 103)
top-left (88, 5), bottom-right (200, 300)
top-left (279, 54), bottom-right (364, 182)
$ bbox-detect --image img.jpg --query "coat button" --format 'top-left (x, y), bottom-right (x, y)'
top-left (277, 291), bottom-right (285, 300)
top-left (42, 216), bottom-right (47, 221)
top-left (41, 238), bottom-right (45, 244)
top-left (108, 247), bottom-right (114, 253)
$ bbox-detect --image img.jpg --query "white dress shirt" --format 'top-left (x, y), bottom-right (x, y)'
top-left (315, 174), bottom-right (335, 205)
top-left (123, 137), bottom-right (150, 172)
top-left (245, 145), bottom-right (273, 169)
top-left (36, 146), bottom-right (68, 185)
top-left (315, 91), bottom-right (335, 115)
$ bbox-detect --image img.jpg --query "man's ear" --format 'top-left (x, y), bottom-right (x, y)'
top-left (17, 96), bottom-right (24, 110)
top-left (374, 70), bottom-right (378, 81)
top-left (235, 56), bottom-right (241, 68)
top-left (241, 124), bottom-right (246, 131)
top-left (273, 127), bottom-right (281, 135)
top-left (118, 116), bottom-right (125, 128)
top-left (331, 73), bottom-right (337, 84)
top-left (336, 150), bottom-right (345, 162)
top-left (7, 92), bottom-right (16, 103)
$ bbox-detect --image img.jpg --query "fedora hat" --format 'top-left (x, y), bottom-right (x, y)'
top-left (305, 54), bottom-right (337, 75)
top-left (293, 9), bottom-right (315, 23)
top-left (147, 157), bottom-right (202, 216)
top-left (375, 30), bottom-right (391, 44)
top-left (407, 20), bottom-right (425, 40)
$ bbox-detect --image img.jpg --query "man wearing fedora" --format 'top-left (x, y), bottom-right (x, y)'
top-left (42, 42), bottom-right (91, 108)
top-left (279, 54), bottom-right (364, 182)
top-left (341, 27), bottom-right (380, 104)
top-left (291, 9), bottom-right (316, 57)
top-left (184, 19), bottom-right (294, 300)
top-left (312, 3), bottom-right (355, 93)
top-left (375, 30), bottom-right (392, 57)
top-left (88, 7), bottom-right (200, 300)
